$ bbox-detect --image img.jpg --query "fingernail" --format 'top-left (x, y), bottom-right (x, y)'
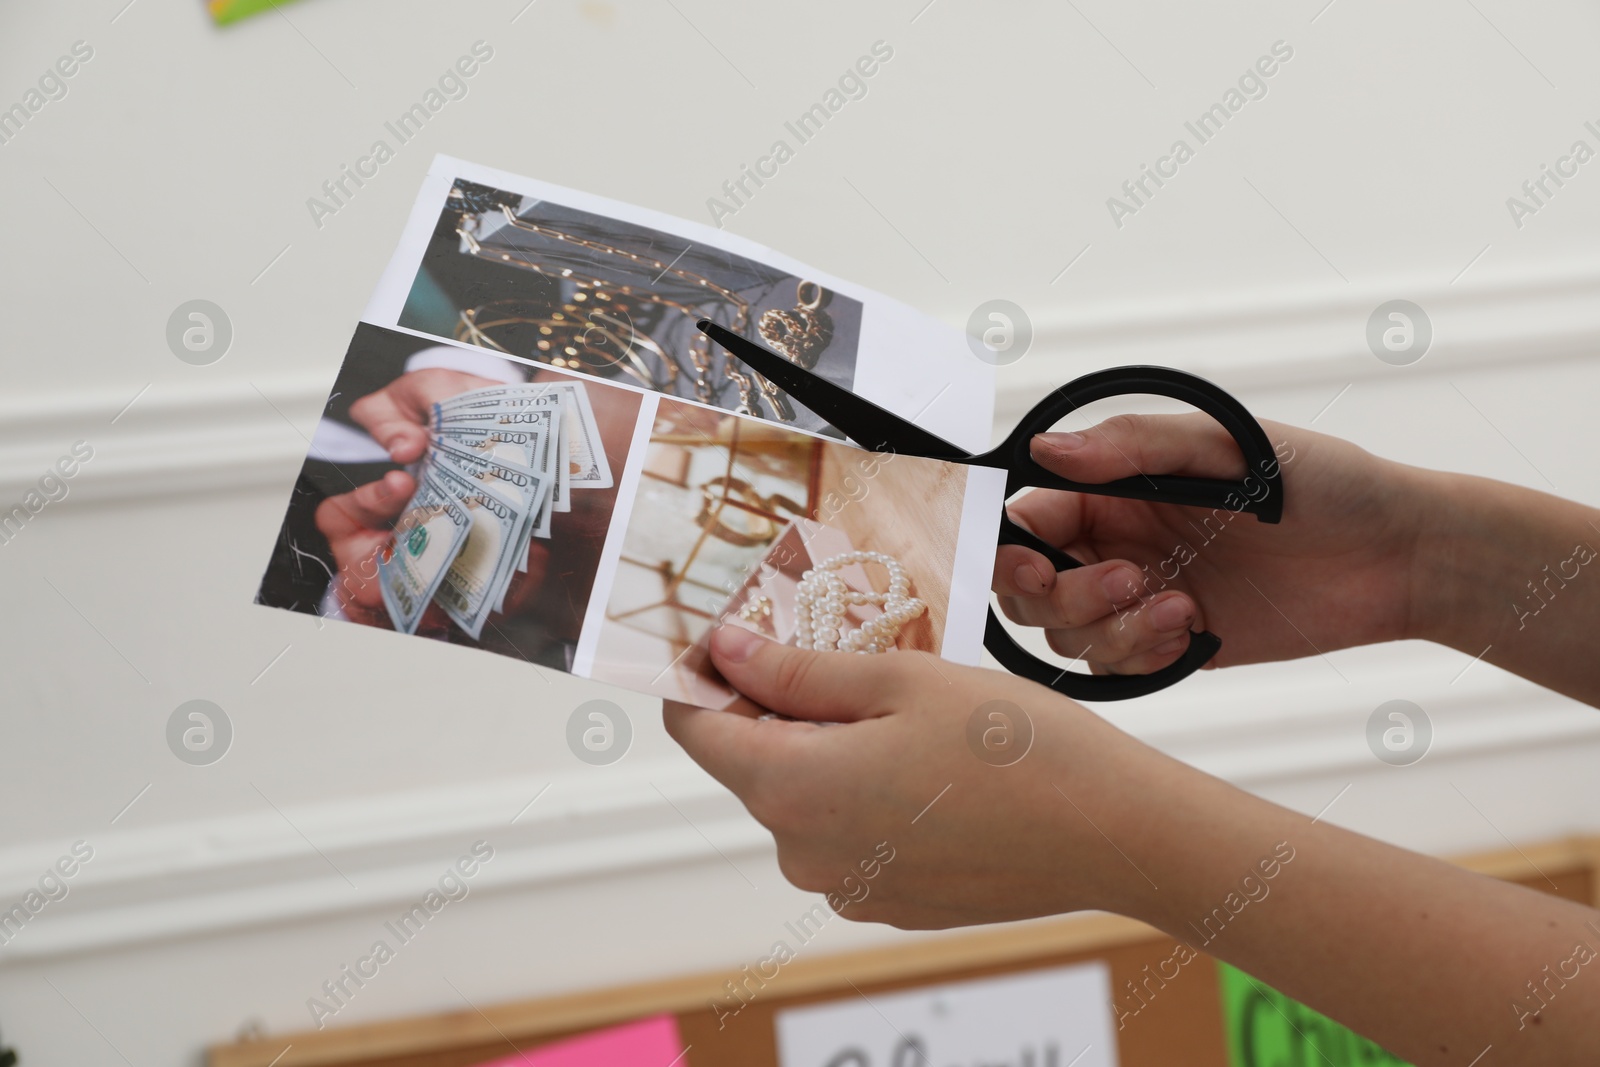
top-left (1149, 597), bottom-right (1194, 632)
top-left (1099, 567), bottom-right (1140, 607)
top-left (1035, 431), bottom-right (1086, 452)
top-left (1013, 563), bottom-right (1049, 595)
top-left (712, 625), bottom-right (763, 663)
top-left (1152, 636), bottom-right (1188, 656)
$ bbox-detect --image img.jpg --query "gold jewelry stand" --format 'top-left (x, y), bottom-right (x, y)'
top-left (453, 198), bottom-right (834, 423)
top-left (604, 413), bottom-right (819, 657)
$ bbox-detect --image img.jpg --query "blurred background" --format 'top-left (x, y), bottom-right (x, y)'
top-left (1, 1), bottom-right (1597, 1063)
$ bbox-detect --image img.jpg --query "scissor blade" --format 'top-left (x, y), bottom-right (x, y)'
top-left (696, 319), bottom-right (972, 462)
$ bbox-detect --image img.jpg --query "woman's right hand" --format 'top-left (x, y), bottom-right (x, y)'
top-left (993, 413), bottom-right (1433, 676)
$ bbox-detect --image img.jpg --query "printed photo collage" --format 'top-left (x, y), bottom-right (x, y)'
top-left (256, 157), bottom-right (1003, 708)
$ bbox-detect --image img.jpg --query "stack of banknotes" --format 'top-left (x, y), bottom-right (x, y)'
top-left (378, 381), bottom-right (613, 638)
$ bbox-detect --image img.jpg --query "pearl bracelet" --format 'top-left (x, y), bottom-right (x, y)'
top-left (792, 550), bottom-right (926, 653)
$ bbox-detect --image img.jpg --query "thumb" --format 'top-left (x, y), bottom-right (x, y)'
top-left (1031, 411), bottom-right (1248, 483)
top-left (348, 375), bottom-right (447, 464)
top-left (708, 626), bottom-right (899, 723)
top-left (348, 395), bottom-right (431, 464)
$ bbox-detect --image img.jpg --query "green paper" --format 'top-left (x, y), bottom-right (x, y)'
top-left (208, 0), bottom-right (300, 25)
top-left (1217, 963), bottom-right (1414, 1066)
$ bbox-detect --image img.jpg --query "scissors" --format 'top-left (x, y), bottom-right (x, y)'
top-left (696, 319), bottom-right (1284, 701)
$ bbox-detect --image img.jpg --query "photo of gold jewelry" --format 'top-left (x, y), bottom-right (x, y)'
top-left (423, 182), bottom-right (863, 432)
top-left (455, 201), bottom-right (800, 419)
top-left (604, 408), bottom-right (821, 648)
top-left (454, 296), bottom-right (674, 392)
top-left (694, 475), bottom-right (806, 547)
top-left (758, 280), bottom-right (834, 371)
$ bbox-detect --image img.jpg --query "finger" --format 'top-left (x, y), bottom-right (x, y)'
top-left (1101, 631), bottom-right (1194, 676)
top-left (991, 542), bottom-right (1061, 598)
top-left (1042, 590), bottom-right (1198, 665)
top-left (314, 470), bottom-right (415, 540)
top-left (707, 626), bottom-right (901, 723)
top-left (1032, 411), bottom-right (1248, 484)
top-left (327, 527), bottom-right (393, 611)
top-left (1004, 488), bottom-right (1093, 560)
top-left (662, 698), bottom-right (809, 799)
top-left (349, 385), bottom-right (435, 464)
top-left (999, 559), bottom-right (1144, 629)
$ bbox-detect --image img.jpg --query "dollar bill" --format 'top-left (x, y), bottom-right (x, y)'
top-left (424, 456), bottom-right (528, 640)
top-left (545, 381), bottom-right (611, 489)
top-left (439, 380), bottom-right (612, 490)
top-left (437, 390), bottom-right (569, 516)
top-left (437, 417), bottom-right (552, 472)
top-left (379, 471), bottom-right (472, 635)
top-left (431, 436), bottom-right (548, 515)
top-left (552, 424), bottom-right (571, 513)
top-left (430, 437), bottom-right (550, 615)
top-left (438, 415), bottom-right (560, 543)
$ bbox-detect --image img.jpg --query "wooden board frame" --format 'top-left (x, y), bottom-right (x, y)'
top-left (211, 835), bottom-right (1600, 1067)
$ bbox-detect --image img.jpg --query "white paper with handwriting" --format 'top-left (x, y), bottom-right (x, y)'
top-left (775, 961), bottom-right (1118, 1067)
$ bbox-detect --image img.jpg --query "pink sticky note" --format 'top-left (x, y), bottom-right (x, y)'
top-left (472, 1014), bottom-right (685, 1067)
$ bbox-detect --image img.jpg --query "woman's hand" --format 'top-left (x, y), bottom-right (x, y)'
top-left (664, 626), bottom-right (1168, 929)
top-left (666, 628), bottom-right (1600, 1065)
top-left (994, 414), bottom-right (1431, 675)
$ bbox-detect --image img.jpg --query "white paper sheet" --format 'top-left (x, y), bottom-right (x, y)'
top-left (775, 962), bottom-right (1119, 1067)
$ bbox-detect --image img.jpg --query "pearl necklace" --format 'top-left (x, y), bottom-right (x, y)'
top-left (793, 551), bottom-right (926, 653)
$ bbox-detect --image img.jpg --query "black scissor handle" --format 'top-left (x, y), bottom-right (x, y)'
top-left (987, 515), bottom-right (1222, 700)
top-left (984, 365), bottom-right (1284, 522)
top-left (982, 365), bottom-right (1281, 702)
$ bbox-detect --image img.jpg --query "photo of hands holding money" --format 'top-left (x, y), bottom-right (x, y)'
top-left (382, 375), bottom-right (612, 638)
top-left (257, 323), bottom-right (640, 672)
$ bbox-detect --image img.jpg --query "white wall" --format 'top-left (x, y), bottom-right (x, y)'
top-left (0, 0), bottom-right (1597, 1064)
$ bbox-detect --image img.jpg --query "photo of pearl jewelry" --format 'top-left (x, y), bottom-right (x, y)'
top-left (590, 396), bottom-right (975, 710)
top-left (739, 594), bottom-right (774, 623)
top-left (793, 551), bottom-right (926, 653)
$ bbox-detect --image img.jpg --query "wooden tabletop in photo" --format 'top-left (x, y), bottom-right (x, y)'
top-left (815, 447), bottom-right (967, 654)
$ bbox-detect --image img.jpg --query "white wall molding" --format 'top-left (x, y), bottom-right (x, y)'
top-left (1136, 671), bottom-right (1600, 785)
top-left (0, 373), bottom-right (334, 504)
top-left (0, 265), bottom-right (1595, 503)
top-left (0, 663), bottom-right (1592, 966)
top-left (0, 761), bottom-right (759, 964)
top-left (994, 263), bottom-right (1600, 419)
